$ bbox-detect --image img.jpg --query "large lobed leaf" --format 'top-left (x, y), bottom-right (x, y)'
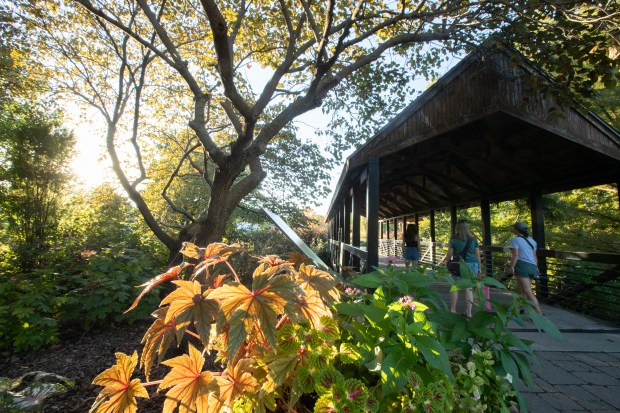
top-left (296, 264), bottom-right (341, 305)
top-left (159, 344), bottom-right (216, 413)
top-left (209, 272), bottom-right (301, 357)
top-left (160, 280), bottom-right (220, 347)
top-left (140, 307), bottom-right (180, 382)
top-left (90, 351), bottom-right (149, 413)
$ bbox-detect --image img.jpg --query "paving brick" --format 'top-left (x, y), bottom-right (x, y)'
top-left (536, 351), bottom-right (579, 362)
top-left (559, 384), bottom-right (601, 402)
top-left (596, 365), bottom-right (620, 379)
top-left (553, 360), bottom-right (598, 372)
top-left (572, 353), bottom-right (612, 367)
top-left (576, 372), bottom-right (620, 386)
top-left (534, 363), bottom-right (586, 385)
top-left (575, 398), bottom-right (615, 411)
top-left (535, 391), bottom-right (586, 411)
top-left (582, 385), bottom-right (620, 409)
top-left (523, 393), bottom-right (562, 413)
top-left (586, 353), bottom-right (620, 363)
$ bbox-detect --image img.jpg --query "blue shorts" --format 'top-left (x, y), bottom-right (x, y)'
top-left (404, 247), bottom-right (420, 261)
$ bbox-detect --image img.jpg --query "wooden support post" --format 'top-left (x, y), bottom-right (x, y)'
top-left (352, 185), bottom-right (362, 270)
top-left (430, 210), bottom-right (436, 263)
top-left (401, 216), bottom-right (407, 258)
top-left (450, 205), bottom-right (457, 235)
top-left (367, 157), bottom-right (379, 272)
top-left (530, 189), bottom-right (548, 299)
top-left (481, 198), bottom-right (493, 278)
top-left (344, 193), bottom-right (352, 267)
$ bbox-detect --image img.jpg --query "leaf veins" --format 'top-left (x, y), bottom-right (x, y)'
top-left (90, 351), bottom-right (148, 413)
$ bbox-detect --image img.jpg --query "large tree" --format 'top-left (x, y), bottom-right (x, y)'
top-left (16, 0), bottom-right (619, 258)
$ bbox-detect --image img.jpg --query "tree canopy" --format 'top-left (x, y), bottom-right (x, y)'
top-left (13, 0), bottom-right (619, 256)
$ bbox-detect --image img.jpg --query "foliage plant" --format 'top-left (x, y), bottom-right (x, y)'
top-left (91, 243), bottom-right (561, 413)
top-left (0, 247), bottom-right (160, 352)
top-left (0, 371), bottom-right (74, 412)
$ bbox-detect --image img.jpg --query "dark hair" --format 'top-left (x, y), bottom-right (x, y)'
top-left (405, 224), bottom-right (418, 245)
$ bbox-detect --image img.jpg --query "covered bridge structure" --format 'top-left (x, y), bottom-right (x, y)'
top-left (325, 43), bottom-right (620, 323)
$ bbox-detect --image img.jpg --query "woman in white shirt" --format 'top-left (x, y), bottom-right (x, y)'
top-left (508, 221), bottom-right (542, 315)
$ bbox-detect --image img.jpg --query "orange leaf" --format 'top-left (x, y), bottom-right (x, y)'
top-left (286, 251), bottom-right (310, 268)
top-left (297, 264), bottom-right (341, 306)
top-left (140, 308), bottom-right (179, 382)
top-left (294, 289), bottom-right (333, 329)
top-left (256, 255), bottom-right (284, 267)
top-left (213, 358), bottom-right (258, 407)
top-left (160, 280), bottom-right (219, 347)
top-left (202, 242), bottom-right (242, 268)
top-left (159, 344), bottom-right (216, 413)
top-left (180, 242), bottom-right (205, 260)
top-left (125, 263), bottom-right (191, 314)
top-left (90, 351), bottom-right (148, 413)
top-left (209, 274), bottom-right (300, 354)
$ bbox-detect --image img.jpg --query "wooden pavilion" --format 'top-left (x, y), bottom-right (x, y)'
top-left (325, 42), bottom-right (620, 322)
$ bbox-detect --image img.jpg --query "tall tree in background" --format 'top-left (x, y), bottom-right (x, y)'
top-left (0, 107), bottom-right (75, 270)
top-left (16, 0), bottom-right (619, 259)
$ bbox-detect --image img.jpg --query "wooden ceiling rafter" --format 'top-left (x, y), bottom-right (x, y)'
top-left (389, 186), bottom-right (432, 210)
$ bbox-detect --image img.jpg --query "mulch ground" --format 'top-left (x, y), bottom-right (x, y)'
top-left (0, 320), bottom-right (218, 413)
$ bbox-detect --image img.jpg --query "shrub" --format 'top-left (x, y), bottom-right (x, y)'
top-left (90, 242), bottom-right (560, 413)
top-left (0, 246), bottom-right (162, 352)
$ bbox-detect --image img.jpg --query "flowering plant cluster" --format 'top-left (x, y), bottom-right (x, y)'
top-left (89, 243), bottom-right (560, 412)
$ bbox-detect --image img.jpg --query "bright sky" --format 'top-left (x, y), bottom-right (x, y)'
top-left (67, 111), bottom-right (113, 190)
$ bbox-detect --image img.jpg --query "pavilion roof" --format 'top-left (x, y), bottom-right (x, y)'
top-left (326, 43), bottom-right (620, 220)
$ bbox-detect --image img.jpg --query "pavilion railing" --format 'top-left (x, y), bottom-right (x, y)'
top-left (330, 239), bottom-right (620, 325)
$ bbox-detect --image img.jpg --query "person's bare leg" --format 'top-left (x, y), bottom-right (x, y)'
top-left (464, 288), bottom-right (473, 318)
top-left (516, 276), bottom-right (542, 314)
top-left (450, 290), bottom-right (459, 313)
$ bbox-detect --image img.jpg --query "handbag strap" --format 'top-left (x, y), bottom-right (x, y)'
top-left (457, 237), bottom-right (473, 259)
top-left (519, 235), bottom-right (535, 250)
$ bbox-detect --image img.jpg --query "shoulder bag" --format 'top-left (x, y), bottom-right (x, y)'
top-left (447, 237), bottom-right (472, 275)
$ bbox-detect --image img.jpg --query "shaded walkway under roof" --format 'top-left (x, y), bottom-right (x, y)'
top-left (324, 41), bottom-right (620, 324)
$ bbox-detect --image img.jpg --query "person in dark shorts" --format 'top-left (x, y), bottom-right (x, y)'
top-left (402, 223), bottom-right (421, 270)
top-left (508, 221), bottom-right (542, 315)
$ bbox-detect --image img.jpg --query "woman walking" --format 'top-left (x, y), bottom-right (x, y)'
top-left (509, 221), bottom-right (542, 315)
top-left (402, 223), bottom-right (421, 270)
top-left (443, 219), bottom-right (481, 318)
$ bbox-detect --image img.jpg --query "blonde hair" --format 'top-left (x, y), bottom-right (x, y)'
top-left (454, 220), bottom-right (472, 241)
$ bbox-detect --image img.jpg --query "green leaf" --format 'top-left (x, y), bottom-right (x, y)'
top-left (529, 311), bottom-right (564, 341)
top-left (415, 335), bottom-right (454, 380)
top-left (512, 352), bottom-right (534, 387)
top-left (481, 277), bottom-right (507, 289)
top-left (499, 349), bottom-right (519, 385)
top-left (349, 273), bottom-right (384, 289)
top-left (381, 350), bottom-right (410, 396)
top-left (228, 309), bottom-right (250, 360)
top-left (334, 302), bottom-right (364, 317)
top-left (501, 332), bottom-right (535, 356)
